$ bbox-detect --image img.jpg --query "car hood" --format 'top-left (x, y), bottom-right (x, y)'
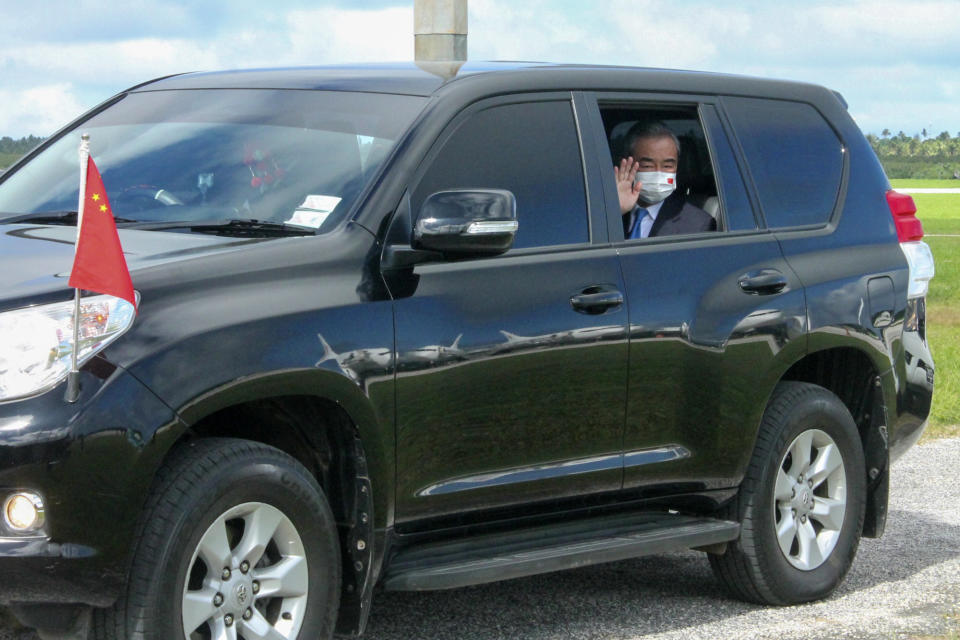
top-left (0, 223), bottom-right (265, 310)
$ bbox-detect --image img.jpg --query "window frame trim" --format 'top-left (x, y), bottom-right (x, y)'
top-left (698, 103), bottom-right (763, 233)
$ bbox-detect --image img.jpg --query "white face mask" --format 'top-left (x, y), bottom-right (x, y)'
top-left (635, 171), bottom-right (677, 204)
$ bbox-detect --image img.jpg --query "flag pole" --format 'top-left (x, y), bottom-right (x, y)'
top-left (65, 133), bottom-right (90, 404)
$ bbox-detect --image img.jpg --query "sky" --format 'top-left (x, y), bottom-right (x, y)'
top-left (1, 0), bottom-right (959, 139)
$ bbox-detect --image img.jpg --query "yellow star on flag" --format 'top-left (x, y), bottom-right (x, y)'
top-left (91, 193), bottom-right (100, 201)
top-left (99, 204), bottom-right (108, 213)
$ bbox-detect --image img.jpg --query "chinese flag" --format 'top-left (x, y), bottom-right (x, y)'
top-left (68, 156), bottom-right (136, 309)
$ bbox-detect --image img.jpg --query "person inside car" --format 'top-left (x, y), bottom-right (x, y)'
top-left (614, 122), bottom-right (715, 239)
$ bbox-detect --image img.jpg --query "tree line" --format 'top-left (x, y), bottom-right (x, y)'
top-left (865, 130), bottom-right (960, 179)
top-left (0, 135), bottom-right (45, 155)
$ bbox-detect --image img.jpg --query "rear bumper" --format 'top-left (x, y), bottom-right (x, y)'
top-left (889, 322), bottom-right (934, 462)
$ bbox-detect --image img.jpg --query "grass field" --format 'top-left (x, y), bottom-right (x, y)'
top-left (894, 178), bottom-right (960, 189)
top-left (891, 179), bottom-right (960, 438)
top-left (912, 194), bottom-right (960, 235)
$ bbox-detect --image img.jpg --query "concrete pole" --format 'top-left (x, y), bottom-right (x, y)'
top-left (414, 0), bottom-right (467, 62)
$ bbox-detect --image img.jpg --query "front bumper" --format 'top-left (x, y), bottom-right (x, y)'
top-left (0, 360), bottom-right (183, 607)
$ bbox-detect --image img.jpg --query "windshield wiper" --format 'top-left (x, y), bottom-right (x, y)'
top-left (118, 218), bottom-right (318, 237)
top-left (0, 210), bottom-right (137, 225)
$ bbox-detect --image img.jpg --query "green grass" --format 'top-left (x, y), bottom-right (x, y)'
top-left (915, 194), bottom-right (960, 235)
top-left (924, 217), bottom-right (960, 438)
top-left (927, 236), bottom-right (960, 306)
top-left (925, 320), bottom-right (960, 438)
top-left (891, 178), bottom-right (960, 189)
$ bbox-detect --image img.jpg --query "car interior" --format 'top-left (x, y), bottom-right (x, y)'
top-left (599, 105), bottom-right (722, 234)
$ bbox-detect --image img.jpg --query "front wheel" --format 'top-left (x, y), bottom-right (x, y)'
top-left (710, 382), bottom-right (866, 605)
top-left (94, 438), bottom-right (341, 640)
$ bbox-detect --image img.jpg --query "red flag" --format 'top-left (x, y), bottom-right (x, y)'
top-left (68, 156), bottom-right (136, 308)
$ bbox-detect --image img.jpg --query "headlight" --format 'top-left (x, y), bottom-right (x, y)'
top-left (0, 295), bottom-right (136, 402)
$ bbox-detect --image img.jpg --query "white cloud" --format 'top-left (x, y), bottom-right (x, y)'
top-left (3, 39), bottom-right (222, 83)
top-left (0, 6), bottom-right (415, 135)
top-left (469, 0), bottom-right (601, 62)
top-left (1, 1), bottom-right (959, 136)
top-left (0, 84), bottom-right (86, 137)
top-left (285, 7), bottom-right (413, 63)
top-left (810, 1), bottom-right (960, 46)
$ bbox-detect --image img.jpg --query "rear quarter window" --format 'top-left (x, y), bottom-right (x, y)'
top-left (724, 97), bottom-right (843, 228)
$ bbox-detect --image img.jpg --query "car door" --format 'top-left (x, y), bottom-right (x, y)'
top-left (581, 94), bottom-right (808, 496)
top-left (388, 94), bottom-right (629, 524)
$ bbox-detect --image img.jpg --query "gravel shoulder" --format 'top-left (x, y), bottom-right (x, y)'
top-left (3, 438), bottom-right (959, 640)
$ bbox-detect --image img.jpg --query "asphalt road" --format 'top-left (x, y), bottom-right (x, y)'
top-left (3, 437), bottom-right (959, 639)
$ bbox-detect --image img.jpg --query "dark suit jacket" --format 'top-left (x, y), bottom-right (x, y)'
top-left (622, 191), bottom-right (716, 239)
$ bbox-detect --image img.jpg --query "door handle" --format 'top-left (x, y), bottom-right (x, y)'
top-left (738, 269), bottom-right (788, 295)
top-left (570, 286), bottom-right (624, 314)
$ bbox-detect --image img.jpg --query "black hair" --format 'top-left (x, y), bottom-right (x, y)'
top-left (623, 121), bottom-right (681, 159)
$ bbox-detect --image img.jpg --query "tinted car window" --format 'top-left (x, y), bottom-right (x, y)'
top-left (414, 100), bottom-right (589, 249)
top-left (0, 90), bottom-right (427, 231)
top-left (724, 97), bottom-right (842, 228)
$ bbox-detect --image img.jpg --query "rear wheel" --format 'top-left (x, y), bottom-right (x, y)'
top-left (709, 382), bottom-right (866, 604)
top-left (93, 438), bottom-right (340, 640)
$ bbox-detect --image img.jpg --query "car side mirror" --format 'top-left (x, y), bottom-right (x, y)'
top-left (413, 189), bottom-right (517, 256)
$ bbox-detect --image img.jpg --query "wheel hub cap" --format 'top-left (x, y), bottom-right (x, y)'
top-left (773, 428), bottom-right (848, 571)
top-left (227, 576), bottom-right (253, 613)
top-left (181, 501), bottom-right (309, 638)
top-left (791, 486), bottom-right (813, 512)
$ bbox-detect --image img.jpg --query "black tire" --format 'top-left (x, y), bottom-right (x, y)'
top-left (92, 438), bottom-right (340, 640)
top-left (709, 381), bottom-right (866, 605)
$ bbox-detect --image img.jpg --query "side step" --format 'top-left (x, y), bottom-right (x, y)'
top-left (383, 512), bottom-right (740, 591)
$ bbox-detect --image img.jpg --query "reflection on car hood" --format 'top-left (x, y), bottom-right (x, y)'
top-left (0, 223), bottom-right (265, 309)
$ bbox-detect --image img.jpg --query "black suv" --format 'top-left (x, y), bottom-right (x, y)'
top-left (0, 63), bottom-right (936, 639)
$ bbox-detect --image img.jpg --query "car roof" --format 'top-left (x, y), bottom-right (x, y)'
top-left (133, 61), bottom-right (841, 107)
top-left (134, 61), bottom-right (552, 96)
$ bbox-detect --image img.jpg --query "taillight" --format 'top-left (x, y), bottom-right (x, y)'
top-left (886, 190), bottom-right (924, 241)
top-left (887, 189), bottom-right (935, 299)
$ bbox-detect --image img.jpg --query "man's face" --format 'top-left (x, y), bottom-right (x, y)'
top-left (630, 135), bottom-right (678, 173)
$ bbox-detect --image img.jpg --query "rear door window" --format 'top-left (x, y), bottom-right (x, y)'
top-left (723, 97), bottom-right (843, 228)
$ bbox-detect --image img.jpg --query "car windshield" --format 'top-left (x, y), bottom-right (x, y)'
top-left (0, 89), bottom-right (427, 233)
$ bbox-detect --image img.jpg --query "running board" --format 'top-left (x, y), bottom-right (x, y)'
top-left (383, 512), bottom-right (740, 591)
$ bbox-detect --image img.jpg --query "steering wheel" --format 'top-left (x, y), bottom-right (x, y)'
top-left (114, 185), bottom-right (184, 213)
